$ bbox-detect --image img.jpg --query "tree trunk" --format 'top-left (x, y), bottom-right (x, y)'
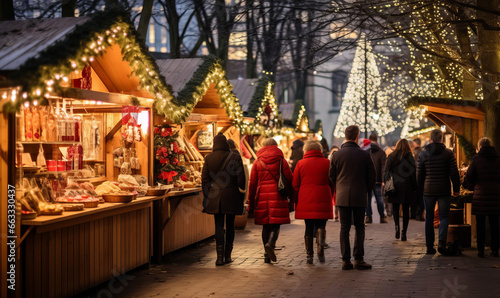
top-left (62, 0), bottom-right (76, 17)
top-left (246, 0), bottom-right (257, 78)
top-left (477, 0), bottom-right (500, 150)
top-left (137, 0), bottom-right (155, 42)
top-left (165, 0), bottom-right (181, 58)
top-left (0, 0), bottom-right (15, 20)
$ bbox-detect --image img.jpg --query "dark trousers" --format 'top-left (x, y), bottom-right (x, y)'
top-left (366, 184), bottom-right (385, 218)
top-left (214, 214), bottom-right (235, 246)
top-left (305, 219), bottom-right (327, 237)
top-left (411, 192), bottom-right (424, 219)
top-left (262, 224), bottom-right (280, 246)
top-left (338, 207), bottom-right (366, 261)
top-left (424, 195), bottom-right (450, 245)
top-left (393, 203), bottom-right (410, 232)
top-left (476, 215), bottom-right (500, 252)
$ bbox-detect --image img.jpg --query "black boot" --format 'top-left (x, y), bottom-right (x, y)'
top-left (264, 253), bottom-right (271, 263)
top-left (305, 236), bottom-right (314, 264)
top-left (426, 245), bottom-right (436, 254)
top-left (216, 245), bottom-right (225, 266)
top-left (438, 240), bottom-right (447, 255)
top-left (321, 229), bottom-right (330, 249)
top-left (265, 227), bottom-right (280, 262)
top-left (401, 230), bottom-right (407, 241)
top-left (225, 243), bottom-right (233, 263)
top-left (395, 224), bottom-right (400, 239)
top-left (316, 228), bottom-right (325, 263)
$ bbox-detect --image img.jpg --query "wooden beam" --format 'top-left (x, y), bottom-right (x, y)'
top-left (106, 119), bottom-right (122, 142)
top-left (429, 112), bottom-right (464, 135)
top-left (425, 104), bottom-right (484, 120)
top-left (58, 88), bottom-right (155, 107)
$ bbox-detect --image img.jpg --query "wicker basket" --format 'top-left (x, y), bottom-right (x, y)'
top-left (102, 194), bottom-right (134, 203)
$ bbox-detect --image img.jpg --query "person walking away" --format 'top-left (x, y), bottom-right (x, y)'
top-left (417, 129), bottom-right (460, 255)
top-left (248, 138), bottom-right (293, 263)
top-left (411, 138), bottom-right (424, 220)
top-left (227, 138), bottom-right (239, 155)
top-left (330, 125), bottom-right (376, 270)
top-left (329, 146), bottom-right (340, 222)
top-left (202, 133), bottom-right (246, 265)
top-left (384, 139), bottom-right (417, 241)
top-left (463, 137), bottom-right (500, 258)
top-left (365, 133), bottom-right (388, 224)
top-left (290, 139), bottom-right (304, 172)
top-left (293, 140), bottom-right (334, 264)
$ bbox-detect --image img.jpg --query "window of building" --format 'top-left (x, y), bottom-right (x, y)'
top-left (149, 24), bottom-right (155, 44)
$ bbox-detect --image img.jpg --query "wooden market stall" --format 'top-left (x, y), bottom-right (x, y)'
top-left (0, 9), bottom-right (175, 297)
top-left (152, 56), bottom-right (246, 258)
top-left (231, 75), bottom-right (292, 159)
top-left (408, 97), bottom-right (486, 248)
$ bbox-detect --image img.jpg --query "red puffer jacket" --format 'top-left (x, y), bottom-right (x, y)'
top-left (248, 145), bottom-right (292, 225)
top-left (293, 149), bottom-right (333, 219)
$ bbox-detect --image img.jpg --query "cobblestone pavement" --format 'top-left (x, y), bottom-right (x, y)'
top-left (82, 210), bottom-right (500, 298)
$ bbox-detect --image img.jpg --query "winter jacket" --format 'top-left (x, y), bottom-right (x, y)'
top-left (464, 146), bottom-right (500, 215)
top-left (371, 142), bottom-right (386, 184)
top-left (329, 141), bottom-right (376, 207)
top-left (293, 150), bottom-right (334, 219)
top-left (248, 145), bottom-right (293, 225)
top-left (202, 134), bottom-right (246, 215)
top-left (384, 152), bottom-right (417, 204)
top-left (290, 139), bottom-right (304, 172)
top-left (417, 142), bottom-right (460, 197)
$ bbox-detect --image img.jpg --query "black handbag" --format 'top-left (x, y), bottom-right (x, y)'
top-left (277, 158), bottom-right (293, 198)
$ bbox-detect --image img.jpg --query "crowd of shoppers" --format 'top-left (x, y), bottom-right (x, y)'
top-left (202, 127), bottom-right (499, 267)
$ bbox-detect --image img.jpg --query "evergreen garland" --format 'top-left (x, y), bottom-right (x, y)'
top-left (247, 74), bottom-right (272, 118)
top-left (456, 133), bottom-right (476, 162)
top-left (407, 97), bottom-right (482, 109)
top-left (153, 124), bottom-right (186, 184)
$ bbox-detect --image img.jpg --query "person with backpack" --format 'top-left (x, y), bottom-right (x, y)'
top-left (202, 133), bottom-right (246, 266)
top-left (248, 138), bottom-right (293, 263)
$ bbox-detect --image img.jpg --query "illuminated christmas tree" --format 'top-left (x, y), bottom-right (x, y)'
top-left (334, 36), bottom-right (397, 138)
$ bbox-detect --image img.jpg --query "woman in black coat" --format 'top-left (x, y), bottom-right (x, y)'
top-left (202, 133), bottom-right (246, 265)
top-left (464, 137), bottom-right (500, 258)
top-left (384, 139), bottom-right (417, 241)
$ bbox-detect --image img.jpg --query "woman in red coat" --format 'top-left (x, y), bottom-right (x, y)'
top-left (248, 138), bottom-right (293, 263)
top-left (293, 140), bottom-right (334, 263)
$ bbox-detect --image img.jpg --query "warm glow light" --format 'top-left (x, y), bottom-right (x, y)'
top-left (138, 110), bottom-right (150, 136)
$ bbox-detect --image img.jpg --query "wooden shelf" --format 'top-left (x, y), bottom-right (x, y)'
top-left (83, 159), bottom-right (105, 163)
top-left (17, 141), bottom-right (81, 145)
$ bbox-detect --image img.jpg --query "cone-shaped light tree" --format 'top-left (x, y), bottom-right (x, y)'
top-left (334, 35), bottom-right (397, 138)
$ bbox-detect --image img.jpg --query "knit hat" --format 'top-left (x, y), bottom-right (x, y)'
top-left (213, 133), bottom-right (229, 151)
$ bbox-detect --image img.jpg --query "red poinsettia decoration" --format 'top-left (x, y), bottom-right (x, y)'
top-left (180, 173), bottom-right (188, 181)
top-left (265, 104), bottom-right (272, 115)
top-left (173, 158), bottom-right (179, 166)
top-left (161, 127), bottom-right (173, 137)
top-left (154, 127), bottom-right (160, 134)
top-left (159, 158), bottom-right (168, 164)
top-left (158, 170), bottom-right (177, 182)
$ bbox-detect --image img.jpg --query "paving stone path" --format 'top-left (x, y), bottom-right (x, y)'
top-left (79, 209), bottom-right (500, 298)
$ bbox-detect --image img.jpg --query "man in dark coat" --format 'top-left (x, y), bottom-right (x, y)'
top-left (202, 133), bottom-right (246, 265)
top-left (417, 129), bottom-right (460, 255)
top-left (411, 138), bottom-right (424, 220)
top-left (290, 139), bottom-right (304, 172)
top-left (365, 133), bottom-right (388, 223)
top-left (464, 137), bottom-right (500, 257)
top-left (330, 125), bottom-right (376, 270)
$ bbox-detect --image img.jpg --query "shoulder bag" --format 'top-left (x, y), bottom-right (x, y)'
top-left (383, 157), bottom-right (399, 197)
top-left (258, 158), bottom-right (293, 199)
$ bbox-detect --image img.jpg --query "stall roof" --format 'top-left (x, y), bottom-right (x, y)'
top-left (229, 79), bottom-right (258, 112)
top-left (154, 56), bottom-right (244, 125)
top-left (0, 17), bottom-right (89, 71)
top-left (0, 8), bottom-right (173, 112)
top-left (156, 59), bottom-right (204, 95)
top-left (408, 97), bottom-right (485, 120)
